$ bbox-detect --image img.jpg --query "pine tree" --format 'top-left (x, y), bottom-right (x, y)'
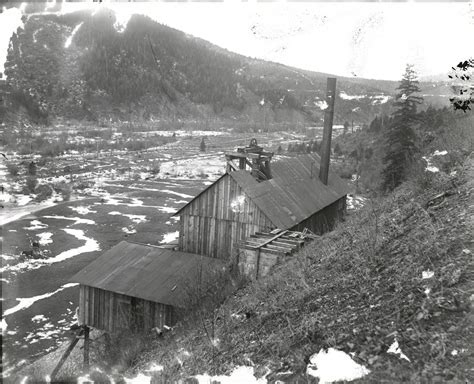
top-left (200, 137), bottom-right (206, 152)
top-left (369, 116), bottom-right (381, 132)
top-left (343, 121), bottom-right (350, 135)
top-left (382, 65), bottom-right (423, 191)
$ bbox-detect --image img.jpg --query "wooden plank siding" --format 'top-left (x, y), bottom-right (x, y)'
top-left (178, 174), bottom-right (275, 260)
top-left (78, 286), bottom-right (175, 333)
top-left (290, 197), bottom-right (346, 234)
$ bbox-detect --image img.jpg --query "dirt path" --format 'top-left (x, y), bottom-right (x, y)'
top-left (0, 197), bottom-right (96, 227)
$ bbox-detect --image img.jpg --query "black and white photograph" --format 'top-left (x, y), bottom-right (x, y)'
top-left (0, 0), bottom-right (473, 382)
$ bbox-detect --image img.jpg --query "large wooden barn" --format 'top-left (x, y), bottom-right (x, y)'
top-left (174, 148), bottom-right (349, 261)
top-left (70, 241), bottom-right (226, 333)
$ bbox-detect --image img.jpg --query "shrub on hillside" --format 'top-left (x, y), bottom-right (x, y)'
top-left (54, 182), bottom-right (72, 201)
top-left (34, 184), bottom-right (53, 202)
top-left (149, 161), bottom-right (161, 176)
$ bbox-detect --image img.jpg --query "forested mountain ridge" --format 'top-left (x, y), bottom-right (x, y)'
top-left (1, 8), bottom-right (452, 127)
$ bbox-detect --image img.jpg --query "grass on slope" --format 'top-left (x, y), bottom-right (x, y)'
top-left (131, 156), bottom-right (473, 383)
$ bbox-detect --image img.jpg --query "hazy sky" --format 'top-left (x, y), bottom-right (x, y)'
top-left (1, 1), bottom-right (473, 81)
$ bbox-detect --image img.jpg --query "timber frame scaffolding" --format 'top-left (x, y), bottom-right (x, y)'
top-left (238, 228), bottom-right (317, 279)
top-left (225, 138), bottom-right (273, 181)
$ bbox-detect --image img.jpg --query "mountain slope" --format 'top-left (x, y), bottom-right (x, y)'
top-left (1, 8), bottom-right (452, 127)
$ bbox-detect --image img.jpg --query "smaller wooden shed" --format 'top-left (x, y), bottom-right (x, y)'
top-left (70, 241), bottom-right (227, 333)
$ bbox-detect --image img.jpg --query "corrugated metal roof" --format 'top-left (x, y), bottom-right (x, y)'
top-left (70, 241), bottom-right (227, 308)
top-left (230, 153), bottom-right (349, 229)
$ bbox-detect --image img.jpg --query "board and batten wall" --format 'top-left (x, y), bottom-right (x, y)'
top-left (238, 248), bottom-right (285, 280)
top-left (178, 174), bottom-right (275, 260)
top-left (78, 285), bottom-right (175, 333)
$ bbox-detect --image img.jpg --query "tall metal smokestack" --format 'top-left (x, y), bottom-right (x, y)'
top-left (319, 77), bottom-right (337, 185)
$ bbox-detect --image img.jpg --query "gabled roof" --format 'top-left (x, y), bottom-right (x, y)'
top-left (70, 241), bottom-right (226, 308)
top-left (175, 153), bottom-right (349, 230)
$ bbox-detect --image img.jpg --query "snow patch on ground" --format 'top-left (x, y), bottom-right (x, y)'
top-left (50, 228), bottom-right (100, 263)
top-left (161, 231), bottom-right (179, 244)
top-left (387, 339), bottom-right (411, 362)
top-left (31, 314), bottom-right (48, 323)
top-left (23, 220), bottom-right (48, 230)
top-left (314, 100), bottom-right (328, 110)
top-left (43, 215), bottom-right (96, 225)
top-left (136, 130), bottom-right (229, 137)
top-left (2, 283), bottom-right (78, 334)
top-left (123, 373), bottom-right (153, 384)
top-left (339, 92), bottom-right (365, 100)
top-left (122, 227), bottom-right (137, 234)
top-left (145, 363), bottom-right (163, 373)
top-left (0, 229), bottom-right (100, 274)
top-left (422, 150), bottom-right (448, 173)
top-left (129, 198), bottom-right (144, 206)
top-left (422, 270), bottom-right (434, 279)
top-left (70, 206), bottom-right (97, 215)
top-left (37, 232), bottom-right (53, 245)
top-left (371, 95), bottom-right (391, 105)
top-left (306, 348), bottom-right (370, 383)
top-left (347, 194), bottom-right (367, 211)
top-left (159, 154), bottom-right (225, 180)
top-left (157, 206), bottom-right (177, 214)
top-left (16, 195), bottom-right (33, 206)
top-left (161, 190), bottom-right (194, 199)
top-left (426, 165), bottom-right (440, 173)
top-left (194, 366), bottom-right (268, 384)
top-left (108, 211), bottom-right (147, 224)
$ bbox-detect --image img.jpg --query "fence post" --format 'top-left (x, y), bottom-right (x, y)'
top-left (83, 325), bottom-right (90, 372)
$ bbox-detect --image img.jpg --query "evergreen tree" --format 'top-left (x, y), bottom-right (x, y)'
top-left (28, 161), bottom-right (37, 176)
top-left (311, 140), bottom-right (320, 154)
top-left (369, 116), bottom-right (380, 132)
top-left (343, 121), bottom-right (350, 135)
top-left (382, 64), bottom-right (423, 191)
top-left (333, 142), bottom-right (342, 156)
top-left (200, 137), bottom-right (206, 152)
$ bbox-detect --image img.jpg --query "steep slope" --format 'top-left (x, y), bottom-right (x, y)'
top-left (125, 155), bottom-right (472, 383)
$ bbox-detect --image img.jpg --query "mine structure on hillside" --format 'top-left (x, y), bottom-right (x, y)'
top-left (225, 138), bottom-right (273, 181)
top-left (65, 78), bottom-right (347, 375)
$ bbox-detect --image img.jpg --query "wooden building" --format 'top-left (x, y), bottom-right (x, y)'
top-left (238, 229), bottom-right (313, 279)
top-left (174, 150), bottom-right (349, 261)
top-left (70, 241), bottom-right (226, 333)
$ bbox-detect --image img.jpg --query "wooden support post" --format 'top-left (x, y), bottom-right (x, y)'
top-left (255, 248), bottom-right (261, 280)
top-left (83, 325), bottom-right (90, 372)
top-left (51, 329), bottom-right (84, 381)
